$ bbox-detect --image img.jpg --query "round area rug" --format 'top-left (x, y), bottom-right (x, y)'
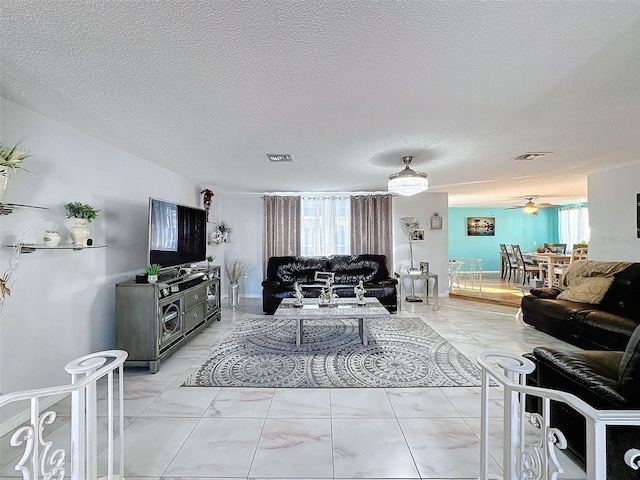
top-left (182, 316), bottom-right (483, 388)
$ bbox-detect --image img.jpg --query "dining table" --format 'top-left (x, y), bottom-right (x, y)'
top-left (522, 252), bottom-right (572, 286)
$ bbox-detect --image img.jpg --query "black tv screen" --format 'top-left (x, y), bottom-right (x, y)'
top-left (148, 198), bottom-right (206, 269)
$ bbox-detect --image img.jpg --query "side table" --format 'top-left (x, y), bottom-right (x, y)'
top-left (397, 272), bottom-right (439, 311)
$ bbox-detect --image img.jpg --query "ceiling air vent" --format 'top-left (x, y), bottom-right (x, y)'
top-left (267, 153), bottom-right (294, 162)
top-left (513, 152), bottom-right (552, 161)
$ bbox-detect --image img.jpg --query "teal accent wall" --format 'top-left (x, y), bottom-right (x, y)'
top-left (448, 207), bottom-right (559, 271)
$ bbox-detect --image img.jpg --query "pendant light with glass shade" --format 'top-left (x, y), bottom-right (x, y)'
top-left (387, 156), bottom-right (429, 196)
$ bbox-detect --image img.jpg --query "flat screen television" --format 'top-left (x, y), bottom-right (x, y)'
top-left (147, 198), bottom-right (207, 269)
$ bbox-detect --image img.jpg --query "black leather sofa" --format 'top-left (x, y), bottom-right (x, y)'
top-left (521, 261), bottom-right (640, 475)
top-left (262, 254), bottom-right (397, 314)
top-left (521, 262), bottom-right (640, 350)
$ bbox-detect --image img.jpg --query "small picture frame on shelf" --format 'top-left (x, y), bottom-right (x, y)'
top-left (420, 262), bottom-right (429, 274)
top-left (430, 215), bottom-right (443, 230)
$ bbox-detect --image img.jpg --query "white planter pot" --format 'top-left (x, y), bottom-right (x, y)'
top-left (70, 218), bottom-right (90, 246)
top-left (147, 274), bottom-right (158, 284)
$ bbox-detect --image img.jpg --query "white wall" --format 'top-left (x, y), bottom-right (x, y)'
top-left (588, 162), bottom-right (640, 262)
top-left (393, 193), bottom-right (449, 295)
top-left (0, 99), bottom-right (212, 409)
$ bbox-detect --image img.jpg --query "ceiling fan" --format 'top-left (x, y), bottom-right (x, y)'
top-left (505, 196), bottom-right (559, 215)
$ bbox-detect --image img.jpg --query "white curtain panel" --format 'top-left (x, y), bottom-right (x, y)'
top-left (301, 195), bottom-right (350, 257)
top-left (558, 206), bottom-right (590, 250)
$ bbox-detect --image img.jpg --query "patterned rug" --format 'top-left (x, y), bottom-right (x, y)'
top-left (182, 316), bottom-right (483, 388)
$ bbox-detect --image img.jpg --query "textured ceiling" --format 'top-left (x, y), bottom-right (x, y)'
top-left (2, 1), bottom-right (640, 206)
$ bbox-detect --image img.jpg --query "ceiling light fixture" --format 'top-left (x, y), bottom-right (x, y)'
top-left (387, 156), bottom-right (429, 196)
top-left (523, 200), bottom-right (539, 214)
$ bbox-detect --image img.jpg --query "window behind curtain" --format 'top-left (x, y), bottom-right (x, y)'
top-left (301, 196), bottom-right (350, 256)
top-left (558, 205), bottom-right (590, 251)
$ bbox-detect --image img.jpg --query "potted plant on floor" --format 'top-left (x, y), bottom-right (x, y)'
top-left (224, 259), bottom-right (248, 309)
top-left (65, 202), bottom-right (99, 246)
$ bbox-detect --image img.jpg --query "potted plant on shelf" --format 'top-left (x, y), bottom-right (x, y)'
top-left (223, 259), bottom-right (248, 309)
top-left (0, 140), bottom-right (31, 203)
top-left (145, 264), bottom-right (161, 283)
top-left (206, 255), bottom-right (216, 268)
top-left (65, 202), bottom-right (99, 246)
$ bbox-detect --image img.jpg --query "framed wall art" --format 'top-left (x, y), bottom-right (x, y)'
top-left (430, 215), bottom-right (443, 230)
top-left (410, 229), bottom-right (425, 242)
top-left (467, 217), bottom-right (495, 236)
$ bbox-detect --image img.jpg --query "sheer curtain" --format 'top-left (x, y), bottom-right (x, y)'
top-left (558, 205), bottom-right (590, 251)
top-left (262, 196), bottom-right (301, 275)
top-left (300, 195), bottom-right (350, 256)
top-left (350, 194), bottom-right (393, 270)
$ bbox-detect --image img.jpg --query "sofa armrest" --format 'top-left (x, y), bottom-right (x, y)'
top-left (376, 278), bottom-right (398, 286)
top-left (261, 279), bottom-right (281, 288)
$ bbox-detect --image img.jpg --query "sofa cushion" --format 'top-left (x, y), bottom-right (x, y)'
top-left (557, 276), bottom-right (614, 304)
top-left (561, 260), bottom-right (631, 287)
top-left (326, 254), bottom-right (390, 283)
top-left (530, 287), bottom-right (562, 299)
top-left (618, 324), bottom-right (640, 405)
top-left (600, 264), bottom-right (640, 322)
top-left (269, 256), bottom-right (328, 283)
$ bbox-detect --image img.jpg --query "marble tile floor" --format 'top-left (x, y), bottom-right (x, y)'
top-left (0, 297), bottom-right (587, 479)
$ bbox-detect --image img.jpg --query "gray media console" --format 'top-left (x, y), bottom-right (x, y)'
top-left (116, 267), bottom-right (221, 373)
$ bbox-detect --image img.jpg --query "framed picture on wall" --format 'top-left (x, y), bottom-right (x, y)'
top-left (430, 215), bottom-right (443, 230)
top-left (467, 217), bottom-right (495, 236)
top-left (410, 229), bottom-right (425, 242)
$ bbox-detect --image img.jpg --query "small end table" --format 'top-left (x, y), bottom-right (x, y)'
top-left (397, 272), bottom-right (439, 311)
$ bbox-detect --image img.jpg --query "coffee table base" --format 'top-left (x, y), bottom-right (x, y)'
top-left (296, 317), bottom-right (369, 347)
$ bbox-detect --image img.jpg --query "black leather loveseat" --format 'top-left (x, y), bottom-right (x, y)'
top-left (262, 254), bottom-right (397, 314)
top-left (521, 261), bottom-right (640, 475)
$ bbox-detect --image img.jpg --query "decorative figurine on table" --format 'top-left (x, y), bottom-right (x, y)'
top-left (318, 277), bottom-right (338, 307)
top-left (354, 280), bottom-right (366, 305)
top-left (293, 282), bottom-right (304, 307)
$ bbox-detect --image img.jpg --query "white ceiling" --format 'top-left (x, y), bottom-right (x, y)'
top-left (2, 1), bottom-right (639, 207)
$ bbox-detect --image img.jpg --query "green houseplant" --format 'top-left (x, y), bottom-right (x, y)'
top-left (64, 202), bottom-right (99, 222)
top-left (0, 140), bottom-right (31, 202)
top-left (145, 264), bottom-right (161, 283)
top-left (65, 202), bottom-right (99, 247)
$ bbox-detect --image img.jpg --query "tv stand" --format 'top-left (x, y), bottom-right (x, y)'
top-left (115, 266), bottom-right (221, 373)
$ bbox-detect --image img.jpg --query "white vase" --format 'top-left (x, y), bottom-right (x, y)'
top-left (0, 169), bottom-right (10, 203)
top-left (147, 274), bottom-right (158, 284)
top-left (43, 230), bottom-right (61, 247)
top-left (70, 218), bottom-right (90, 246)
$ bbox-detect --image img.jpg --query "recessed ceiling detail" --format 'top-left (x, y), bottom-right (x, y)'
top-left (267, 154), bottom-right (294, 162)
top-left (513, 152), bottom-right (553, 161)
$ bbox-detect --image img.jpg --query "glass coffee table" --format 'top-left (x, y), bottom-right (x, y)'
top-left (273, 297), bottom-right (391, 347)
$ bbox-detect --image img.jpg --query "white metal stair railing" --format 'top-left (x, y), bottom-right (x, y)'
top-left (476, 350), bottom-right (640, 480)
top-left (448, 257), bottom-right (483, 293)
top-left (0, 350), bottom-right (127, 480)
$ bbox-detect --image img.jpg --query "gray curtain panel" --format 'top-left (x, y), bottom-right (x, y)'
top-left (263, 195), bottom-right (301, 276)
top-left (350, 194), bottom-right (393, 270)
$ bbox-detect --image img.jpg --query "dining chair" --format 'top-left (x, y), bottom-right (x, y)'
top-left (552, 247), bottom-right (589, 287)
top-left (499, 243), bottom-right (510, 279)
top-left (572, 243), bottom-right (588, 253)
top-left (511, 244), bottom-right (539, 285)
top-left (544, 243), bottom-right (567, 254)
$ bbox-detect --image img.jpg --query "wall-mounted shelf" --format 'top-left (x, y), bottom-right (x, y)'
top-left (7, 244), bottom-right (108, 254)
top-left (0, 202), bottom-right (48, 215)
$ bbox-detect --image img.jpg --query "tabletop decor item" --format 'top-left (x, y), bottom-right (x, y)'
top-left (224, 259), bottom-right (248, 309)
top-left (65, 202), bottom-right (98, 246)
top-left (206, 255), bottom-right (216, 268)
top-left (354, 280), bottom-right (366, 305)
top-left (0, 140), bottom-right (31, 202)
top-left (292, 282), bottom-right (304, 307)
top-left (145, 264), bottom-right (161, 283)
top-left (43, 230), bottom-right (61, 247)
